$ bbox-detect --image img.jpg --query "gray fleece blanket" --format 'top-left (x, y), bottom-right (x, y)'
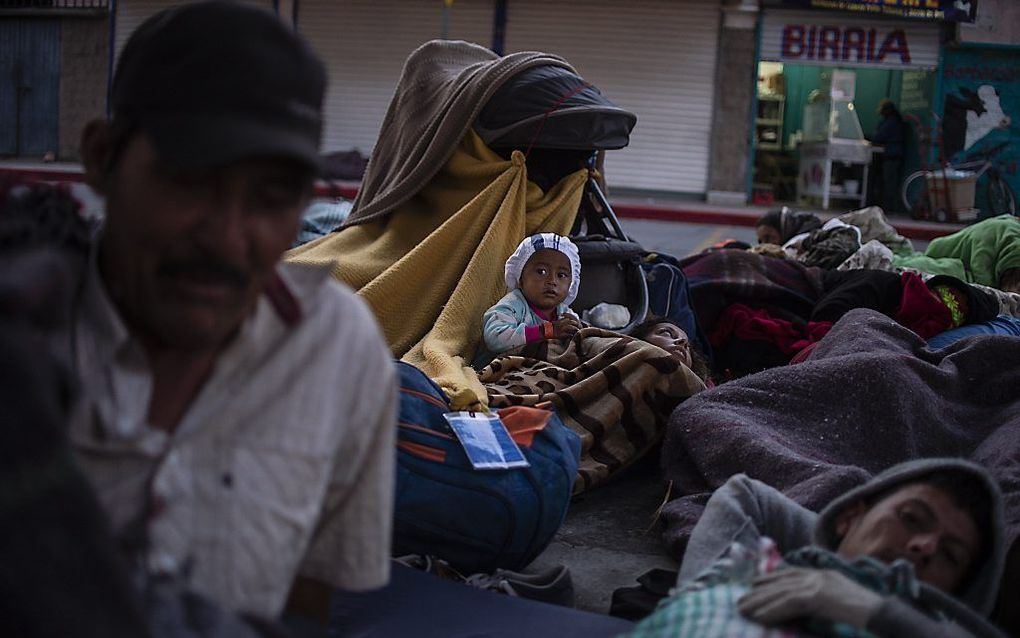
top-left (345, 40), bottom-right (573, 227)
top-left (660, 309), bottom-right (1020, 563)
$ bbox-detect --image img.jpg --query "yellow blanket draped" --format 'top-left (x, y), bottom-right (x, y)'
top-left (286, 130), bottom-right (587, 410)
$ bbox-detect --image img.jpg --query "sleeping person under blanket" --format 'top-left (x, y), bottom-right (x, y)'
top-left (476, 233), bottom-right (582, 367)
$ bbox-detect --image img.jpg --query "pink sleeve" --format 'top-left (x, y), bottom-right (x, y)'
top-left (525, 323), bottom-right (544, 343)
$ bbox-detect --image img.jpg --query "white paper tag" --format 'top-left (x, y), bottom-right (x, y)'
top-left (443, 411), bottom-right (530, 470)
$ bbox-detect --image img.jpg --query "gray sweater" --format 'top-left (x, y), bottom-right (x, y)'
top-left (679, 459), bottom-right (1007, 638)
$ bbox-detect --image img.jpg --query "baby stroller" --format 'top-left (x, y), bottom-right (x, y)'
top-left (474, 65), bottom-right (649, 333)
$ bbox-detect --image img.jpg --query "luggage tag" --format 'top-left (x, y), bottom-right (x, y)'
top-left (443, 411), bottom-right (530, 470)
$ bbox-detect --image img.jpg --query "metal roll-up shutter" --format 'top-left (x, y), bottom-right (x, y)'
top-left (504, 0), bottom-right (721, 194)
top-left (298, 0), bottom-right (494, 155)
top-left (114, 1), bottom-right (273, 65)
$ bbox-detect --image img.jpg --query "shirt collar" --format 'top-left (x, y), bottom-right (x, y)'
top-left (77, 240), bottom-right (133, 370)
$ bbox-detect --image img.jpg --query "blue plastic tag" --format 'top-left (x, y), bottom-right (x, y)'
top-left (443, 412), bottom-right (530, 470)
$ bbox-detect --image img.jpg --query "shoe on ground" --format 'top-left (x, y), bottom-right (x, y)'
top-left (394, 555), bottom-right (574, 608)
top-left (393, 554), bottom-right (466, 582)
top-left (464, 564), bottom-right (574, 608)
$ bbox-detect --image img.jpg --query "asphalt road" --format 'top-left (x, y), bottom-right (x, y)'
top-left (620, 217), bottom-right (758, 258)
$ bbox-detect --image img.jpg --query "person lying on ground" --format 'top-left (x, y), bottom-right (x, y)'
top-left (476, 233), bottom-right (582, 365)
top-left (755, 207), bottom-right (823, 247)
top-left (67, 1), bottom-right (397, 627)
top-left (811, 270), bottom-right (1000, 338)
top-left (630, 317), bottom-right (711, 385)
top-left (756, 211), bottom-right (863, 269)
top-left (707, 268), bottom-right (1000, 378)
top-left (677, 459), bottom-right (1006, 638)
top-left (894, 215), bottom-right (1020, 292)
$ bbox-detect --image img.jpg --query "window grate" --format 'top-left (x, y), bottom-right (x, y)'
top-left (0, 0), bottom-right (109, 10)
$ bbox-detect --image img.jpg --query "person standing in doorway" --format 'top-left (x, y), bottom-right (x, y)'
top-left (871, 99), bottom-right (906, 214)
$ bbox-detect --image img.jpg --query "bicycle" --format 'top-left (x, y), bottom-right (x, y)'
top-left (901, 134), bottom-right (1017, 223)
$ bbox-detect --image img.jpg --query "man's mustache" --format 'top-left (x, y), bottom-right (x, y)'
top-left (158, 257), bottom-right (249, 289)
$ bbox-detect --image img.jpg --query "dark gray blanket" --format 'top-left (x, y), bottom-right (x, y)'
top-left (660, 309), bottom-right (1020, 563)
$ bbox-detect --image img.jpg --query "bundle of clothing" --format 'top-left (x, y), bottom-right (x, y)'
top-left (682, 250), bottom-right (1000, 377)
top-left (479, 327), bottom-right (705, 492)
top-left (658, 309), bottom-right (1020, 623)
top-left (837, 213), bottom-right (1020, 315)
top-left (756, 207), bottom-right (917, 272)
top-left (893, 215), bottom-right (1020, 290)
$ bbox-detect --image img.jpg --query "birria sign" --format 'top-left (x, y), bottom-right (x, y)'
top-left (761, 10), bottom-right (941, 69)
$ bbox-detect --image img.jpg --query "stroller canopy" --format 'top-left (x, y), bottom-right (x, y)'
top-left (475, 65), bottom-right (637, 152)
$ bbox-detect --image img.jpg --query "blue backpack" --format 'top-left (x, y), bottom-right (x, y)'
top-left (393, 362), bottom-right (581, 574)
top-left (641, 252), bottom-right (712, 363)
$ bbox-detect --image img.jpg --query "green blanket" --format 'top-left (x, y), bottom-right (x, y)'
top-left (892, 215), bottom-right (1020, 287)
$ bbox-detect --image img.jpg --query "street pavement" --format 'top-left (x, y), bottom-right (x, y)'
top-left (521, 218), bottom-right (761, 616)
top-left (527, 458), bottom-right (677, 615)
top-left (620, 217), bottom-right (758, 258)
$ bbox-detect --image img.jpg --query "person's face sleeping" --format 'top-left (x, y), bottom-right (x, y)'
top-left (519, 248), bottom-right (572, 313)
top-left (642, 322), bottom-right (692, 369)
top-left (833, 483), bottom-right (980, 595)
top-left (756, 224), bottom-right (783, 246)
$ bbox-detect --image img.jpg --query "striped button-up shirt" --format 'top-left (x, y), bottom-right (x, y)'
top-left (63, 258), bottom-right (397, 619)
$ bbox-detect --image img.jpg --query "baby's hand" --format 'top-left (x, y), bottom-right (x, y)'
top-left (551, 317), bottom-right (581, 340)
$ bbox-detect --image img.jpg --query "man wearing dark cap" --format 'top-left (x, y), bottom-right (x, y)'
top-left (69, 1), bottom-right (396, 623)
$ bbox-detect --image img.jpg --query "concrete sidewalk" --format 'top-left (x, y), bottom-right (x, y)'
top-left (527, 456), bottom-right (677, 615)
top-left (1, 161), bottom-right (964, 242)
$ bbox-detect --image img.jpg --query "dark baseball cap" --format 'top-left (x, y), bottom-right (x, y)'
top-left (111, 1), bottom-right (326, 172)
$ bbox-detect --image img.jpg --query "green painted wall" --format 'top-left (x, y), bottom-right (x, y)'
top-left (770, 63), bottom-right (933, 180)
top-left (778, 64), bottom-right (903, 145)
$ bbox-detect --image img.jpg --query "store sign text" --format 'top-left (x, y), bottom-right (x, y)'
top-left (782, 24), bottom-right (911, 64)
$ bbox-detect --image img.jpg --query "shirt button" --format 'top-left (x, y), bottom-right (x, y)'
top-left (222, 473), bottom-right (233, 488)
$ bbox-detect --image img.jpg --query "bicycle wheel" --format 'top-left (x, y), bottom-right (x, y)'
top-left (901, 170), bottom-right (929, 218)
top-left (987, 173), bottom-right (1017, 216)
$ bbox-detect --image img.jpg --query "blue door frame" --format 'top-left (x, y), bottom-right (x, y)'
top-left (0, 18), bottom-right (60, 157)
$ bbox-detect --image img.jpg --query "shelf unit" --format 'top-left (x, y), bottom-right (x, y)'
top-left (755, 95), bottom-right (784, 151)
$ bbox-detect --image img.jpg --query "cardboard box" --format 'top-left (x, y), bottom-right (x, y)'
top-left (926, 172), bottom-right (977, 212)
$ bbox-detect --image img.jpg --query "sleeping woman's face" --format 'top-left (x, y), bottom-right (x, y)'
top-left (643, 322), bottom-right (692, 368)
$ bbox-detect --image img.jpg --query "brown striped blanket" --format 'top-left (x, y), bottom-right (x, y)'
top-left (479, 327), bottom-right (706, 493)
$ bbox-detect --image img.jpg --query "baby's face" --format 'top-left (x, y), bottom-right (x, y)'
top-left (520, 249), bottom-right (572, 313)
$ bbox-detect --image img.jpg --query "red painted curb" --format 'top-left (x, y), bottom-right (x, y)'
top-left (314, 182), bottom-right (360, 200)
top-left (0, 166), bottom-right (85, 183)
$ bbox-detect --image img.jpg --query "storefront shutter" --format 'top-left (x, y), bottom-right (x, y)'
top-left (297, 0), bottom-right (494, 156)
top-left (114, 1), bottom-right (272, 64)
top-left (503, 0), bottom-right (721, 194)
